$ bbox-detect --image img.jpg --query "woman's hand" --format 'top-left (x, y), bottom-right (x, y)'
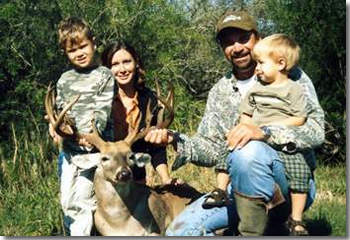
top-left (155, 163), bottom-right (184, 186)
top-left (144, 128), bottom-right (174, 146)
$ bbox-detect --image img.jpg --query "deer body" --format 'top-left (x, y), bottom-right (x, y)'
top-left (94, 171), bottom-right (159, 236)
top-left (91, 144), bottom-right (201, 236)
top-left (94, 171), bottom-right (177, 235)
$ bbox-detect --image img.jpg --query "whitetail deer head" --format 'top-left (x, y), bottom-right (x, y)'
top-left (45, 81), bottom-right (174, 184)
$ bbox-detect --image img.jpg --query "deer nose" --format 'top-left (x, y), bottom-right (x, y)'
top-left (116, 168), bottom-right (131, 181)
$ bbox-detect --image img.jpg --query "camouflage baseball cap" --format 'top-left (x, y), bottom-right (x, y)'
top-left (216, 10), bottom-right (257, 36)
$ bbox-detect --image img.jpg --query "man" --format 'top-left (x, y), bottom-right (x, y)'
top-left (145, 10), bottom-right (324, 236)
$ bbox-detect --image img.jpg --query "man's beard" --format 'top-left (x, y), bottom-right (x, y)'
top-left (231, 55), bottom-right (257, 80)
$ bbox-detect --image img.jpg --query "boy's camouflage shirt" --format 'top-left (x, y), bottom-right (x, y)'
top-left (56, 65), bottom-right (115, 155)
top-left (174, 67), bottom-right (325, 176)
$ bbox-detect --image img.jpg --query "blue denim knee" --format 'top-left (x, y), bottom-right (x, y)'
top-left (227, 140), bottom-right (289, 201)
top-left (227, 140), bottom-right (316, 209)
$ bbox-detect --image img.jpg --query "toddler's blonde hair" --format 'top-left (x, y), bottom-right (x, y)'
top-left (252, 33), bottom-right (300, 72)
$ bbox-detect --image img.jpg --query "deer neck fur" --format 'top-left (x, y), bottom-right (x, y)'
top-left (93, 166), bottom-right (163, 236)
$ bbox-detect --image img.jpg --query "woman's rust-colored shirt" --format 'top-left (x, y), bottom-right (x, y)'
top-left (112, 87), bottom-right (167, 180)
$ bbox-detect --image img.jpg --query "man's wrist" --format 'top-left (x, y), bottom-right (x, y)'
top-left (167, 130), bottom-right (178, 150)
top-left (260, 126), bottom-right (271, 141)
top-left (282, 142), bottom-right (297, 153)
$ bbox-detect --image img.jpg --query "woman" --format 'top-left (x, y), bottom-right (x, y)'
top-left (101, 41), bottom-right (181, 185)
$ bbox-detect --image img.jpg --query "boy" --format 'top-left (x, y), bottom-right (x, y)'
top-left (239, 33), bottom-right (312, 235)
top-left (55, 17), bottom-right (115, 236)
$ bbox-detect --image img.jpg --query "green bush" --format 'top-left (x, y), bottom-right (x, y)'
top-left (262, 0), bottom-right (346, 164)
top-left (0, 0), bottom-right (346, 229)
top-left (0, 1), bottom-right (346, 235)
top-left (1, 0), bottom-right (345, 164)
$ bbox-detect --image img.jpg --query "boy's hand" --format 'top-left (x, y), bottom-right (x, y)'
top-left (226, 123), bottom-right (264, 150)
top-left (77, 137), bottom-right (93, 148)
top-left (45, 115), bottom-right (62, 144)
top-left (45, 114), bottom-right (87, 147)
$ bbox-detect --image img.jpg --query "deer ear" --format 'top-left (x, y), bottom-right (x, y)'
top-left (128, 152), bottom-right (151, 167)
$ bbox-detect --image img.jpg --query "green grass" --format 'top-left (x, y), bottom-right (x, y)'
top-left (303, 164), bottom-right (347, 236)
top-left (0, 176), bottom-right (62, 236)
top-left (1, 151), bottom-right (346, 236)
top-left (0, 123), bottom-right (64, 236)
top-left (0, 114), bottom-right (347, 236)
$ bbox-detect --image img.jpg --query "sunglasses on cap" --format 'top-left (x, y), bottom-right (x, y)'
top-left (218, 30), bottom-right (253, 47)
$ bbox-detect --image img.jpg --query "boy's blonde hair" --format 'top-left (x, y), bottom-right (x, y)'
top-left (58, 17), bottom-right (94, 50)
top-left (252, 33), bottom-right (300, 72)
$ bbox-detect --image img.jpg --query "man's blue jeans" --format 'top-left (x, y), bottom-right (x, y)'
top-left (166, 141), bottom-right (316, 236)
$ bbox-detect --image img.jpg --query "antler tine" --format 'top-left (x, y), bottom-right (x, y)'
top-left (82, 117), bottom-right (108, 152)
top-left (125, 99), bottom-right (153, 146)
top-left (123, 80), bottom-right (174, 147)
top-left (165, 82), bottom-right (174, 111)
top-left (155, 79), bottom-right (164, 124)
top-left (45, 83), bottom-right (81, 138)
top-left (49, 85), bottom-right (58, 121)
top-left (155, 79), bottom-right (161, 100)
top-left (45, 83), bottom-right (57, 124)
top-left (156, 83), bottom-right (174, 129)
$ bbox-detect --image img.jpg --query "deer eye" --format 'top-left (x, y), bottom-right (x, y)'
top-left (128, 152), bottom-right (136, 161)
top-left (101, 156), bottom-right (109, 162)
top-left (126, 152), bottom-right (136, 166)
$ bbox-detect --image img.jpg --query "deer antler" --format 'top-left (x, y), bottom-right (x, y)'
top-left (124, 100), bottom-right (152, 146)
top-left (45, 83), bottom-right (81, 139)
top-left (124, 80), bottom-right (175, 146)
top-left (54, 80), bottom-right (175, 151)
top-left (82, 117), bottom-right (114, 153)
top-left (155, 80), bottom-right (174, 129)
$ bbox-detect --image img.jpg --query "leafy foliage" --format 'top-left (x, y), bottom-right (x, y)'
top-left (0, 0), bottom-right (63, 140)
top-left (0, 0), bottom-right (346, 236)
top-left (1, 0), bottom-right (344, 163)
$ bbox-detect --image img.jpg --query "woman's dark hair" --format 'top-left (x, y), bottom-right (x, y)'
top-left (101, 41), bottom-right (146, 89)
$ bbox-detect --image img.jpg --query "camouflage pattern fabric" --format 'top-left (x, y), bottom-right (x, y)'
top-left (173, 67), bottom-right (325, 190)
top-left (56, 65), bottom-right (116, 155)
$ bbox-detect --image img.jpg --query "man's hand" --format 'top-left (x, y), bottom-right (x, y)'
top-left (226, 123), bottom-right (264, 150)
top-left (144, 128), bottom-right (174, 146)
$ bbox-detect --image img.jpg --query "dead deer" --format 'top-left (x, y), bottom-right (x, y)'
top-left (45, 82), bottom-right (202, 236)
